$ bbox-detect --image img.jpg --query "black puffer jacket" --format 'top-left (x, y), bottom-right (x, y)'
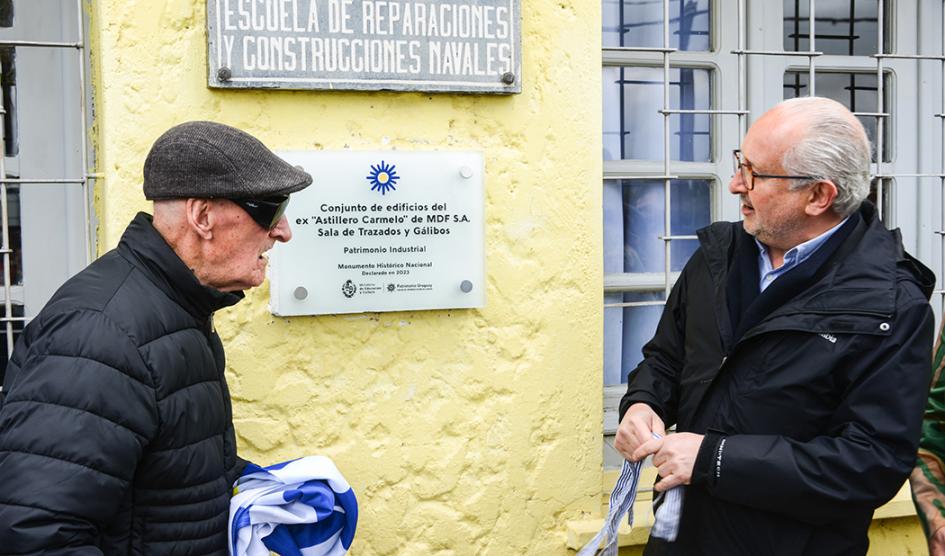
top-left (0, 212), bottom-right (246, 555)
top-left (620, 203), bottom-right (936, 555)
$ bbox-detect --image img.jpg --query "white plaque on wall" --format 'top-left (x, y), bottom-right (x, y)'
top-left (269, 151), bottom-right (484, 315)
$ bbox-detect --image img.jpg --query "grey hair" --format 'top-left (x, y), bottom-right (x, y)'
top-left (778, 97), bottom-right (872, 217)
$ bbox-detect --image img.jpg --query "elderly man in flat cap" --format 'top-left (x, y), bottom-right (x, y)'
top-left (0, 122), bottom-right (311, 554)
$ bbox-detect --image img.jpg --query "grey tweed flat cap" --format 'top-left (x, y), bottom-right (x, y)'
top-left (143, 121), bottom-right (312, 200)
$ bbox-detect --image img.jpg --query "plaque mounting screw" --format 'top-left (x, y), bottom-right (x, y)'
top-left (500, 72), bottom-right (516, 85)
top-left (217, 67), bottom-right (232, 82)
top-left (460, 280), bottom-right (474, 293)
top-left (293, 286), bottom-right (308, 300)
top-left (460, 166), bottom-right (473, 179)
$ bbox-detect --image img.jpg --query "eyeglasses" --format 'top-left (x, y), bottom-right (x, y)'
top-left (231, 195), bottom-right (290, 230)
top-left (733, 149), bottom-right (819, 191)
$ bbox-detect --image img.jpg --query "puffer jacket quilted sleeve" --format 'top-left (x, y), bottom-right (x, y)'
top-left (0, 212), bottom-right (245, 555)
top-left (0, 307), bottom-right (158, 554)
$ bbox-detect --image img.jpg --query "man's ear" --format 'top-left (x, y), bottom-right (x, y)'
top-left (804, 179), bottom-right (839, 217)
top-left (185, 198), bottom-right (214, 240)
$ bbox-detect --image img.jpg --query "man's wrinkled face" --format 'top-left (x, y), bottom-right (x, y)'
top-left (204, 200), bottom-right (292, 291)
top-left (728, 110), bottom-right (812, 250)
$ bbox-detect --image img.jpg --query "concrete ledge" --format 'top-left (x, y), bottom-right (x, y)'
top-left (565, 478), bottom-right (916, 550)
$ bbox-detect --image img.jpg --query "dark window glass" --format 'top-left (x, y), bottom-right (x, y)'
top-left (783, 0), bottom-right (890, 55)
top-left (783, 71), bottom-right (891, 162)
top-left (869, 177), bottom-right (893, 227)
top-left (0, 186), bottom-right (21, 286)
top-left (0, 303), bottom-right (24, 378)
top-left (1, 47), bottom-right (16, 157)
top-left (603, 66), bottom-right (712, 161)
top-left (603, 178), bottom-right (712, 385)
top-left (603, 179), bottom-right (711, 274)
top-left (603, 0), bottom-right (711, 51)
top-left (0, 1), bottom-right (12, 28)
top-left (604, 292), bottom-right (664, 385)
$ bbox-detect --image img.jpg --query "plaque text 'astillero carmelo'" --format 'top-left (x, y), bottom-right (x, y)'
top-left (207, 0), bottom-right (521, 93)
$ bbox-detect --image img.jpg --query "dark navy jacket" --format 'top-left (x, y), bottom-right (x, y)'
top-left (621, 202), bottom-right (935, 555)
top-left (0, 213), bottom-right (246, 555)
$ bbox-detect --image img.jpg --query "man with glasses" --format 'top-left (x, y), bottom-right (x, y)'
top-left (0, 121), bottom-right (311, 554)
top-left (614, 97), bottom-right (935, 554)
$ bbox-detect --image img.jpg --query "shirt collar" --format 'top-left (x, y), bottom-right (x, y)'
top-left (755, 216), bottom-right (850, 269)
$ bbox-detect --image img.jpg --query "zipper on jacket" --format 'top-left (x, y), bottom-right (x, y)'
top-left (737, 306), bottom-right (893, 347)
top-left (774, 307), bottom-right (893, 319)
top-left (700, 356), bottom-right (727, 385)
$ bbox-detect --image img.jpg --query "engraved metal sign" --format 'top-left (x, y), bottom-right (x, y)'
top-left (207, 0), bottom-right (521, 94)
top-left (269, 151), bottom-right (485, 315)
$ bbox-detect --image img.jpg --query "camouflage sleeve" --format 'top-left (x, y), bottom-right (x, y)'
top-left (911, 319), bottom-right (945, 538)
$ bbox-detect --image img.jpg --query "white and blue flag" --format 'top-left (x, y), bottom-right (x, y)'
top-left (577, 433), bottom-right (682, 555)
top-left (228, 456), bottom-right (358, 556)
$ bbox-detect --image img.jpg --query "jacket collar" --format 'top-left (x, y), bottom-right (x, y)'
top-left (116, 212), bottom-right (244, 319)
top-left (697, 201), bottom-right (934, 328)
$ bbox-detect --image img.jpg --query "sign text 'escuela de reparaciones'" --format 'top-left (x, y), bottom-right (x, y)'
top-left (207, 0), bottom-right (521, 93)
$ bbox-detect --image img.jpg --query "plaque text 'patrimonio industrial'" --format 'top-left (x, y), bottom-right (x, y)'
top-left (207, 0), bottom-right (521, 93)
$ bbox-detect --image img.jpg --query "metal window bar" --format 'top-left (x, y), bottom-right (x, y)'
top-left (651, 0), bottom-right (741, 302)
top-left (874, 53), bottom-right (945, 60)
top-left (784, 3), bottom-right (880, 52)
top-left (738, 1), bottom-right (893, 219)
top-left (662, 0), bottom-right (671, 298)
top-left (778, 0), bottom-right (945, 316)
top-left (603, 46), bottom-right (678, 53)
top-left (612, 74), bottom-right (714, 154)
top-left (724, 0), bottom-right (916, 312)
top-left (849, 1), bottom-right (856, 55)
top-left (613, 74), bottom-right (708, 151)
top-left (614, 0), bottom-right (709, 47)
top-left (941, 0), bottom-right (945, 317)
top-left (730, 48), bottom-right (824, 56)
top-left (604, 300), bottom-right (667, 309)
top-left (874, 173), bottom-right (945, 178)
top-left (605, 174), bottom-right (680, 179)
top-left (0, 39), bottom-right (80, 48)
top-left (875, 0), bottom-right (884, 221)
top-left (0, 0), bottom-right (94, 367)
top-left (630, 0), bottom-right (746, 304)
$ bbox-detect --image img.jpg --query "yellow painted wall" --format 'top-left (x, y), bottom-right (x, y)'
top-left (89, 0), bottom-right (603, 554)
top-left (867, 517), bottom-right (926, 555)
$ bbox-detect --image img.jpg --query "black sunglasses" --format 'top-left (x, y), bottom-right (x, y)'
top-left (231, 195), bottom-right (290, 230)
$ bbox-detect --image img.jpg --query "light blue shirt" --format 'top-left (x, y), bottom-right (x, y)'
top-left (756, 217), bottom-right (849, 292)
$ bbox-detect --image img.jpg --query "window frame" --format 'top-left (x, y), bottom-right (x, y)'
top-left (0, 0), bottom-right (95, 372)
top-left (601, 1), bottom-right (741, 463)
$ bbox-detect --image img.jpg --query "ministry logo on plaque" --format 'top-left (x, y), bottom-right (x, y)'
top-left (342, 280), bottom-right (357, 298)
top-left (366, 161), bottom-right (399, 195)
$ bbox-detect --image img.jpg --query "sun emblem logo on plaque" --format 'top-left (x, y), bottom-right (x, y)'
top-left (366, 161), bottom-right (399, 195)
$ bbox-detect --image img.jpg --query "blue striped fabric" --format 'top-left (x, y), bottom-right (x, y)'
top-left (577, 458), bottom-right (644, 556)
top-left (577, 434), bottom-right (682, 555)
top-left (650, 483), bottom-right (683, 541)
top-left (228, 456), bottom-right (358, 556)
